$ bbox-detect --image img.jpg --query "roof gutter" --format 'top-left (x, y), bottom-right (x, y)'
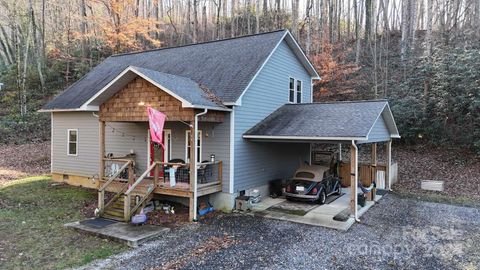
top-left (242, 135), bottom-right (367, 141)
top-left (38, 107), bottom-right (99, 113)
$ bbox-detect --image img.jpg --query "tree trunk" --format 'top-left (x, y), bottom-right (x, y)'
top-left (193, 0), bottom-right (198, 42)
top-left (247, 0), bottom-right (252, 35)
top-left (329, 0), bottom-right (334, 43)
top-left (292, 0), bottom-right (299, 36)
top-left (202, 5), bottom-right (207, 41)
top-left (28, 0), bottom-right (45, 91)
top-left (347, 0), bottom-right (351, 39)
top-left (354, 0), bottom-right (361, 64)
top-left (255, 0), bottom-right (260, 33)
top-left (215, 0), bottom-right (222, 39)
top-left (365, 0), bottom-right (372, 47)
top-left (426, 0), bottom-right (433, 56)
top-left (231, 0), bottom-right (236, 37)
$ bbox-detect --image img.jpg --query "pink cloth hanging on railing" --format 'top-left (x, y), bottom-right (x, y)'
top-left (147, 107), bottom-right (166, 148)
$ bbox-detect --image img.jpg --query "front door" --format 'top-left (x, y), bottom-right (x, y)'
top-left (148, 129), bottom-right (171, 176)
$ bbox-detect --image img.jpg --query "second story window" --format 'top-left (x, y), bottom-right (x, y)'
top-left (289, 78), bottom-right (295, 103)
top-left (289, 77), bottom-right (303, 103)
top-left (296, 80), bottom-right (302, 103)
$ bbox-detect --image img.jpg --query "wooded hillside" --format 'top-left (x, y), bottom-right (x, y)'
top-left (0, 0), bottom-right (479, 153)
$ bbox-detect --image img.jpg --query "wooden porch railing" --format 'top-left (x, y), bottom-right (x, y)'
top-left (123, 162), bottom-right (158, 221)
top-left (98, 159), bottom-right (134, 214)
top-left (122, 161), bottom-right (223, 221)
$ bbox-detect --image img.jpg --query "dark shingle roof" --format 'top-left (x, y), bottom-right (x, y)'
top-left (43, 30), bottom-right (287, 110)
top-left (243, 100), bottom-right (389, 139)
top-left (131, 67), bottom-right (224, 108)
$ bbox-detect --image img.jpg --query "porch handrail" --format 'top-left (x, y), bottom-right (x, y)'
top-left (123, 162), bottom-right (159, 221)
top-left (99, 160), bottom-right (133, 192)
top-left (98, 159), bottom-right (133, 214)
top-left (125, 162), bottom-right (157, 195)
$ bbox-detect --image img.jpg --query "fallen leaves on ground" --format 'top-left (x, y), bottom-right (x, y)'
top-left (393, 145), bottom-right (480, 201)
top-left (151, 235), bottom-right (240, 270)
top-left (0, 142), bottom-right (50, 185)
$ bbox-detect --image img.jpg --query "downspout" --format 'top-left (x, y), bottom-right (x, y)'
top-left (193, 108), bottom-right (208, 221)
top-left (351, 140), bottom-right (360, 222)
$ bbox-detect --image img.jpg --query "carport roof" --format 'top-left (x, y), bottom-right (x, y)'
top-left (243, 100), bottom-right (400, 142)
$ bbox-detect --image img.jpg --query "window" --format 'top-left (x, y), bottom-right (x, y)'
top-left (164, 130), bottom-right (172, 161)
top-left (296, 80), bottom-right (302, 103)
top-left (185, 130), bottom-right (202, 163)
top-left (289, 78), bottom-right (303, 103)
top-left (289, 78), bottom-right (295, 103)
top-left (67, 129), bottom-right (78, 156)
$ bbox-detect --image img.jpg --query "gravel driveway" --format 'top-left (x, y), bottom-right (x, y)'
top-left (80, 194), bottom-right (480, 270)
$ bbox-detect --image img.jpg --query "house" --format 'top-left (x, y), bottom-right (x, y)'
top-left (41, 29), bottom-right (399, 223)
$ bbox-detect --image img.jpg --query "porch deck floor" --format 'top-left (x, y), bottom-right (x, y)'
top-left (101, 178), bottom-right (222, 197)
top-left (250, 187), bottom-right (383, 231)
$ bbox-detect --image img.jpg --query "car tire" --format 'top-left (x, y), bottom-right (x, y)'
top-left (318, 189), bottom-right (327, 205)
top-left (335, 184), bottom-right (342, 195)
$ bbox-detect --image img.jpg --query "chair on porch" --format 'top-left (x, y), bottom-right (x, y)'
top-left (197, 160), bottom-right (213, 184)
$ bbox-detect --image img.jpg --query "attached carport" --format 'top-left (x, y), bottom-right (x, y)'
top-left (243, 100), bottom-right (400, 222)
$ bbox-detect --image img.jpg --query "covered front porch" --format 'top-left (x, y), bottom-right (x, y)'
top-left (84, 67), bottom-right (231, 222)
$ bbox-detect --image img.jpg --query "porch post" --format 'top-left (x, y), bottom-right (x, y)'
top-left (98, 120), bottom-right (105, 211)
top-left (338, 143), bottom-right (342, 161)
top-left (189, 119), bottom-right (196, 221)
top-left (386, 140), bottom-right (392, 190)
top-left (369, 143), bottom-right (377, 201)
top-left (99, 120), bottom-right (105, 181)
top-left (350, 141), bottom-right (358, 220)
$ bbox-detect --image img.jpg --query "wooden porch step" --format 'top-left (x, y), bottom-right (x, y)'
top-left (104, 208), bottom-right (124, 217)
top-left (102, 213), bottom-right (125, 221)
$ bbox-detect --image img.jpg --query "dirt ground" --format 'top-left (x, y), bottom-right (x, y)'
top-left (0, 142), bottom-right (50, 185)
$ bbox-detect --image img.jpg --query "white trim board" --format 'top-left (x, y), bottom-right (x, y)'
top-left (185, 130), bottom-right (202, 163)
top-left (67, 129), bottom-right (79, 156)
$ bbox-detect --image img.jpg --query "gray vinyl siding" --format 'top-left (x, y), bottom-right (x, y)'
top-left (233, 40), bottom-right (313, 192)
top-left (105, 122), bottom-right (149, 172)
top-left (52, 112), bottom-right (150, 176)
top-left (52, 112), bottom-right (231, 192)
top-left (51, 112), bottom-right (100, 176)
top-left (360, 115), bottom-right (391, 144)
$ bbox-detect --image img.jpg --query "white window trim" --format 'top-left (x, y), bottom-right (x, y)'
top-left (164, 129), bottom-right (172, 161)
top-left (185, 130), bottom-right (202, 163)
top-left (296, 79), bottom-right (303, 103)
top-left (67, 129), bottom-right (78, 156)
top-left (288, 77), bottom-right (296, 103)
top-left (289, 77), bottom-right (303, 103)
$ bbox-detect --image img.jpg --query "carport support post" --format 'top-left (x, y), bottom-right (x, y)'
top-left (350, 141), bottom-right (358, 221)
top-left (370, 143), bottom-right (377, 201)
top-left (386, 140), bottom-right (392, 190)
top-left (338, 144), bottom-right (342, 161)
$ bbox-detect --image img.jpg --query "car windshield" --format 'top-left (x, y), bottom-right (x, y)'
top-left (295, 171), bottom-right (315, 179)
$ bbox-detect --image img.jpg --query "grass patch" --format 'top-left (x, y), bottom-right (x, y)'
top-left (0, 176), bottom-right (127, 269)
top-left (393, 188), bottom-right (480, 208)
